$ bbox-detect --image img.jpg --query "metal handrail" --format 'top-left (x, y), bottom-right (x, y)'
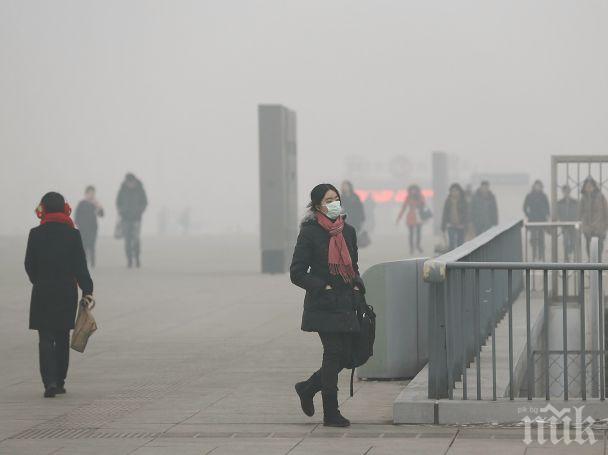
top-left (425, 219), bottom-right (606, 402)
top-left (525, 221), bottom-right (581, 227)
top-left (524, 221), bottom-right (583, 266)
top-left (448, 262), bottom-right (606, 270)
top-left (589, 238), bottom-right (601, 397)
top-left (425, 219), bottom-right (525, 400)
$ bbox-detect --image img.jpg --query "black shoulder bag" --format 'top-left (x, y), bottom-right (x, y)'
top-left (348, 297), bottom-right (376, 396)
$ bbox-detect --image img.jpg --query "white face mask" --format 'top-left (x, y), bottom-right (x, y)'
top-left (324, 200), bottom-right (342, 220)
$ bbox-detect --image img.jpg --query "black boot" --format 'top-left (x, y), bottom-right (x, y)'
top-left (322, 392), bottom-right (350, 427)
top-left (295, 373), bottom-right (321, 417)
top-left (44, 383), bottom-right (57, 398)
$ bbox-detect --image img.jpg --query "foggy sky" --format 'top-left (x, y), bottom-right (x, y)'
top-left (1, 0), bottom-right (607, 235)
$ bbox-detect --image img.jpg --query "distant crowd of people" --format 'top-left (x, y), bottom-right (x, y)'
top-left (394, 180), bottom-right (498, 253)
top-left (524, 177), bottom-right (608, 262)
top-left (338, 179), bottom-right (500, 254)
top-left (434, 180), bottom-right (499, 251)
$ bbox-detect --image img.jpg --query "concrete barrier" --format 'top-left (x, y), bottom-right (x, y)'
top-left (357, 258), bottom-right (430, 380)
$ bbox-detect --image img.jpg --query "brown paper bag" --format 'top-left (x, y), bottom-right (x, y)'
top-left (70, 298), bottom-right (97, 353)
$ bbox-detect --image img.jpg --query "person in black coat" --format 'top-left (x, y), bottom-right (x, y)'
top-left (340, 180), bottom-right (365, 233)
top-left (290, 183), bottom-right (366, 427)
top-left (523, 180), bottom-right (550, 260)
top-left (74, 185), bottom-right (104, 267)
top-left (25, 192), bottom-right (94, 398)
top-left (116, 173), bottom-right (148, 267)
top-left (470, 181), bottom-right (498, 236)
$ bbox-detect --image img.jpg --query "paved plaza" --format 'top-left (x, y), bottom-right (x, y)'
top-left (1, 234), bottom-right (606, 454)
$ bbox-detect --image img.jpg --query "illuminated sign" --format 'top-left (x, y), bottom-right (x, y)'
top-left (355, 189), bottom-right (434, 204)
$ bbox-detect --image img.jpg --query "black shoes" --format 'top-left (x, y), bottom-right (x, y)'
top-left (295, 373), bottom-right (322, 417)
top-left (324, 412), bottom-right (351, 427)
top-left (295, 375), bottom-right (350, 426)
top-left (43, 383), bottom-right (66, 398)
top-left (44, 385), bottom-right (57, 398)
top-left (295, 381), bottom-right (316, 417)
top-left (322, 392), bottom-right (350, 427)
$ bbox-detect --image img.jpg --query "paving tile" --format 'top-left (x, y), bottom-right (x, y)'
top-left (446, 438), bottom-right (528, 454)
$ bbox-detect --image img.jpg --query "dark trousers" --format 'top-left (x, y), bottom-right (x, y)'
top-left (312, 332), bottom-right (352, 394)
top-left (408, 224), bottom-right (422, 252)
top-left (585, 234), bottom-right (604, 262)
top-left (447, 227), bottom-right (465, 250)
top-left (38, 330), bottom-right (70, 388)
top-left (530, 227), bottom-right (546, 261)
top-left (81, 231), bottom-right (97, 267)
top-left (123, 220), bottom-right (141, 263)
top-left (562, 227), bottom-right (576, 261)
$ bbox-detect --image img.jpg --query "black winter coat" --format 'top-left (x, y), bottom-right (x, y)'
top-left (116, 180), bottom-right (148, 222)
top-left (471, 190), bottom-right (498, 234)
top-left (75, 200), bottom-right (103, 237)
top-left (290, 214), bottom-right (366, 333)
top-left (523, 191), bottom-right (550, 222)
top-left (25, 223), bottom-right (94, 330)
top-left (341, 193), bottom-right (365, 232)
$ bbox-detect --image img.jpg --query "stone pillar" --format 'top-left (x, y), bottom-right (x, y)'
top-left (258, 104), bottom-right (298, 273)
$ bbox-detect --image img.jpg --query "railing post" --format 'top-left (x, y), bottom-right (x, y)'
top-left (428, 281), bottom-right (449, 399)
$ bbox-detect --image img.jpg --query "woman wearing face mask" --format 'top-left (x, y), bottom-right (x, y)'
top-left (290, 183), bottom-right (366, 427)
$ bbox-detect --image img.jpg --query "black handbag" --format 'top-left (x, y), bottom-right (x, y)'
top-left (419, 206), bottom-right (433, 221)
top-left (347, 295), bottom-right (376, 396)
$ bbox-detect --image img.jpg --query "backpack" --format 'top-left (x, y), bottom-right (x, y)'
top-left (347, 300), bottom-right (376, 396)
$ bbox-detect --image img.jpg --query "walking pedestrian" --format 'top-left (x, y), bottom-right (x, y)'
top-left (556, 184), bottom-right (579, 261)
top-left (523, 180), bottom-right (550, 261)
top-left (396, 184), bottom-right (426, 254)
top-left (116, 173), bottom-right (148, 268)
top-left (441, 183), bottom-right (469, 250)
top-left (74, 185), bottom-right (104, 267)
top-left (579, 177), bottom-right (608, 261)
top-left (25, 192), bottom-right (94, 398)
top-left (340, 180), bottom-right (365, 233)
top-left (290, 183), bottom-right (366, 427)
top-left (470, 181), bottom-right (498, 236)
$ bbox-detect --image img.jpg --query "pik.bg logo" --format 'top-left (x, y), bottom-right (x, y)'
top-left (519, 404), bottom-right (597, 445)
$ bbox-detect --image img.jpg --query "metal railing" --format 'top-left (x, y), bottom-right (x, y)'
top-left (424, 219), bottom-right (524, 399)
top-left (525, 221), bottom-right (583, 294)
top-left (425, 220), bottom-right (608, 401)
top-left (524, 221), bottom-right (582, 263)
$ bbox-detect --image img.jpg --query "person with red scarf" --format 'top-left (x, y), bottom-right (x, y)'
top-left (25, 192), bottom-right (94, 398)
top-left (290, 183), bottom-right (366, 427)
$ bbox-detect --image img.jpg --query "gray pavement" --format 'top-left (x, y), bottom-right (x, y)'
top-left (1, 234), bottom-right (605, 454)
